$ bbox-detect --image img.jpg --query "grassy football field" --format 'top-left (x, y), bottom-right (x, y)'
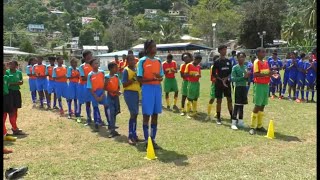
top-left (3, 70), bottom-right (316, 179)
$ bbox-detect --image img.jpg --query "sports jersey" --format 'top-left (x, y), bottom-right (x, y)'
top-left (105, 74), bottom-right (120, 96)
top-left (67, 66), bottom-right (80, 83)
top-left (79, 63), bottom-right (93, 85)
top-left (231, 64), bottom-right (248, 86)
top-left (113, 60), bottom-right (125, 73)
top-left (212, 58), bottom-right (232, 80)
top-left (246, 61), bottom-right (254, 81)
top-left (52, 65), bottom-right (67, 82)
top-left (137, 56), bottom-right (164, 85)
top-left (269, 59), bottom-right (283, 75)
top-left (230, 57), bottom-right (238, 67)
top-left (6, 69), bottom-right (23, 90)
top-left (180, 64), bottom-right (189, 81)
top-left (87, 70), bottom-right (105, 92)
top-left (184, 63), bottom-right (201, 82)
top-left (283, 59), bottom-right (292, 76)
top-left (305, 61), bottom-right (317, 77)
top-left (288, 59), bottom-right (298, 78)
top-left (26, 65), bottom-right (36, 79)
top-left (122, 67), bottom-right (140, 92)
top-left (297, 59), bottom-right (306, 78)
top-left (162, 60), bottom-right (177, 79)
top-left (33, 64), bottom-right (46, 77)
top-left (253, 59), bottom-right (270, 84)
top-left (46, 65), bottom-right (56, 81)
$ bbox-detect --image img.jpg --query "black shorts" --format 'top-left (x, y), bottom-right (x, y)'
top-left (3, 94), bottom-right (14, 113)
top-left (215, 81), bottom-right (232, 99)
top-left (9, 90), bottom-right (22, 109)
top-left (234, 86), bottom-right (248, 105)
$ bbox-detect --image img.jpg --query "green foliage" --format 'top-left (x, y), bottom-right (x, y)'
top-left (19, 38), bottom-right (36, 53)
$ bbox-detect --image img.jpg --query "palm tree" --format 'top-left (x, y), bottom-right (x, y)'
top-left (304, 0), bottom-right (316, 30)
top-left (281, 17), bottom-right (304, 42)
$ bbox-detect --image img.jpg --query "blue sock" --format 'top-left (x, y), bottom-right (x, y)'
top-left (74, 99), bottom-right (77, 114)
top-left (93, 106), bottom-right (100, 125)
top-left (128, 118), bottom-right (134, 139)
top-left (143, 124), bottom-right (149, 141)
top-left (86, 103), bottom-right (91, 121)
top-left (306, 91), bottom-right (309, 100)
top-left (295, 89), bottom-right (299, 99)
top-left (104, 106), bottom-right (111, 126)
top-left (31, 91), bottom-right (36, 103)
top-left (67, 100), bottom-right (72, 115)
top-left (311, 90), bottom-right (315, 100)
top-left (58, 98), bottom-right (63, 110)
top-left (133, 119), bottom-right (137, 138)
top-left (40, 96), bottom-right (43, 106)
top-left (301, 88), bottom-right (304, 99)
top-left (151, 124), bottom-right (157, 141)
top-left (282, 87), bottom-right (286, 95)
top-left (271, 86), bottom-right (275, 95)
top-left (76, 103), bottom-right (82, 117)
top-left (53, 93), bottom-right (57, 107)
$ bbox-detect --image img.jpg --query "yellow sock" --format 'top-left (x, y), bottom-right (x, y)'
top-left (186, 101), bottom-right (192, 113)
top-left (174, 97), bottom-right (178, 106)
top-left (250, 112), bottom-right (258, 129)
top-left (257, 111), bottom-right (264, 128)
top-left (207, 104), bottom-right (212, 115)
top-left (166, 98), bottom-right (170, 107)
top-left (192, 101), bottom-right (197, 112)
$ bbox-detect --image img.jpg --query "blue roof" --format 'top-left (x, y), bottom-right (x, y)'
top-left (97, 50), bottom-right (139, 57)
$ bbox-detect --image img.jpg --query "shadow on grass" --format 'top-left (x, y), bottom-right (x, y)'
top-left (156, 148), bottom-right (189, 166)
top-left (15, 134), bottom-right (29, 139)
top-left (113, 135), bottom-right (129, 144)
top-left (4, 141), bottom-right (15, 146)
top-left (88, 123), bottom-right (110, 138)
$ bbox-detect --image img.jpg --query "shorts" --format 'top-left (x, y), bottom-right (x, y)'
top-left (215, 81), bottom-right (232, 99)
top-left (36, 78), bottom-right (47, 91)
top-left (55, 82), bottom-right (68, 99)
top-left (78, 83), bottom-right (92, 104)
top-left (181, 80), bottom-right (189, 96)
top-left (234, 86), bottom-right (248, 105)
top-left (164, 78), bottom-right (178, 93)
top-left (47, 80), bottom-right (56, 94)
top-left (67, 82), bottom-right (78, 99)
top-left (91, 89), bottom-right (108, 107)
top-left (288, 77), bottom-right (297, 86)
top-left (28, 78), bottom-right (37, 92)
top-left (187, 81), bottom-right (200, 100)
top-left (3, 94), bottom-right (13, 113)
top-left (306, 76), bottom-right (316, 87)
top-left (253, 84), bottom-right (269, 106)
top-left (141, 84), bottom-right (162, 115)
top-left (9, 90), bottom-right (22, 109)
top-left (124, 90), bottom-right (139, 115)
top-left (297, 76), bottom-right (305, 87)
top-left (210, 84), bottom-right (216, 99)
top-left (270, 75), bottom-right (281, 85)
top-left (107, 94), bottom-right (120, 115)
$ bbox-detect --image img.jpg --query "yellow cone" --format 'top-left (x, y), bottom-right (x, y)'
top-left (265, 120), bottom-right (275, 139)
top-left (144, 136), bottom-right (157, 160)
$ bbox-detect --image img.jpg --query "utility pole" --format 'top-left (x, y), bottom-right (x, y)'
top-left (258, 31), bottom-right (266, 48)
top-left (9, 16), bottom-right (13, 47)
top-left (94, 31), bottom-right (100, 55)
top-left (212, 23), bottom-right (217, 50)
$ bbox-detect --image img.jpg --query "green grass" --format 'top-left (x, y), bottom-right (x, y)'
top-left (4, 70), bottom-right (316, 179)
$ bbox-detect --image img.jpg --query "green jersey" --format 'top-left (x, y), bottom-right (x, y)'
top-left (3, 75), bottom-right (9, 95)
top-left (231, 64), bottom-right (248, 87)
top-left (6, 69), bottom-right (23, 90)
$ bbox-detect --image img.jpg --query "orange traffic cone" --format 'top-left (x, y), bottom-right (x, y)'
top-left (144, 136), bottom-right (157, 160)
top-left (265, 120), bottom-right (275, 139)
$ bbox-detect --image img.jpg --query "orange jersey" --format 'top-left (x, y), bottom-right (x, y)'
top-left (67, 66), bottom-right (80, 83)
top-left (137, 56), bottom-right (164, 85)
top-left (46, 65), bottom-right (56, 81)
top-left (33, 64), bottom-right (46, 77)
top-left (180, 64), bottom-right (189, 81)
top-left (105, 74), bottom-right (120, 96)
top-left (87, 70), bottom-right (105, 92)
top-left (53, 65), bottom-right (67, 82)
top-left (184, 63), bottom-right (201, 82)
top-left (162, 60), bottom-right (177, 79)
top-left (79, 63), bottom-right (93, 85)
top-left (26, 65), bottom-right (36, 79)
top-left (113, 60), bottom-right (125, 73)
top-left (253, 59), bottom-right (270, 84)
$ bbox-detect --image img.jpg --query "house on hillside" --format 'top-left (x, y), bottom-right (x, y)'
top-left (28, 24), bottom-right (45, 33)
top-left (144, 9), bottom-right (159, 18)
top-left (50, 9), bottom-right (65, 15)
top-left (82, 46), bottom-right (109, 56)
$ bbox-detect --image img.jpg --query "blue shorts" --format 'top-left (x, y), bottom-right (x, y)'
top-left (55, 82), bottom-right (68, 98)
top-left (270, 76), bottom-right (281, 85)
top-left (306, 76), bottom-right (316, 87)
top-left (107, 95), bottom-right (120, 114)
top-left (288, 77), bottom-right (297, 86)
top-left (78, 83), bottom-right (92, 104)
top-left (297, 76), bottom-right (305, 87)
top-left (47, 80), bottom-right (56, 94)
top-left (36, 78), bottom-right (47, 91)
top-left (28, 78), bottom-right (37, 91)
top-left (124, 90), bottom-right (139, 115)
top-left (67, 82), bottom-right (78, 100)
top-left (141, 84), bottom-right (162, 115)
top-left (91, 89), bottom-right (108, 107)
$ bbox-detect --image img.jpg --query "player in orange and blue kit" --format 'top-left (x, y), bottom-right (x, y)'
top-left (87, 59), bottom-right (109, 131)
top-left (52, 56), bottom-right (68, 116)
top-left (33, 56), bottom-right (49, 108)
top-left (79, 50), bottom-right (93, 125)
top-left (105, 62), bottom-right (121, 138)
top-left (67, 58), bottom-right (80, 119)
top-left (46, 56), bottom-right (58, 109)
top-left (137, 40), bottom-right (164, 150)
top-left (122, 54), bottom-right (142, 145)
top-left (26, 57), bottom-right (37, 106)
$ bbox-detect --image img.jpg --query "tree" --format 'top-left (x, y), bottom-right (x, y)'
top-left (20, 38), bottom-right (35, 53)
top-left (239, 0), bottom-right (287, 48)
top-left (106, 20), bottom-right (136, 50)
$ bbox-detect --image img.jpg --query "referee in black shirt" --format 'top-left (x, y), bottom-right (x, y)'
top-left (211, 45), bottom-right (233, 125)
